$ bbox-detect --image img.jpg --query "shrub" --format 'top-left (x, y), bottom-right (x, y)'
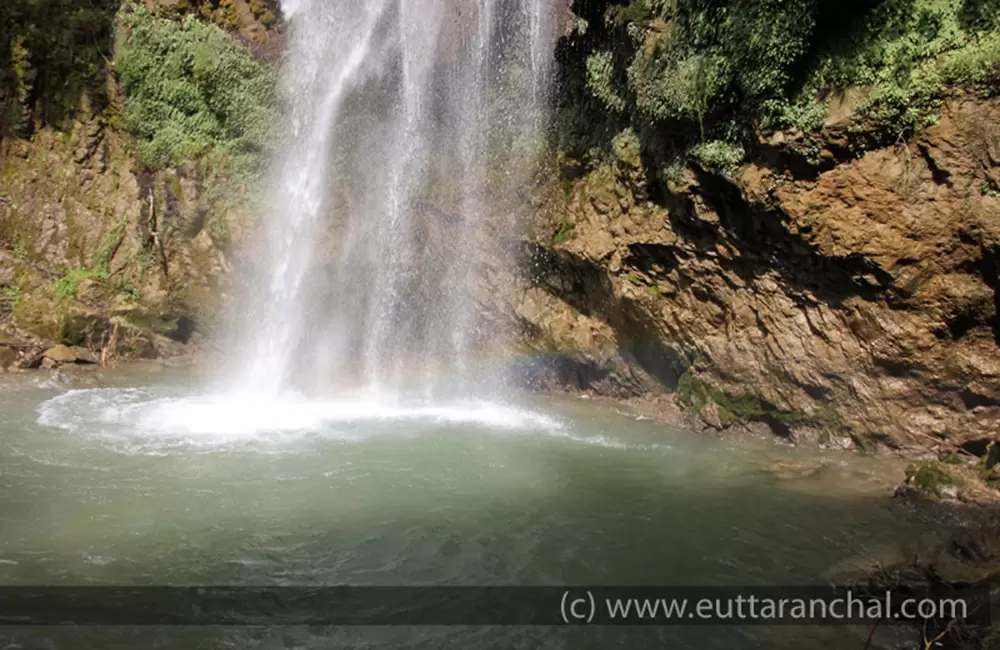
top-left (905, 460), bottom-right (960, 496)
top-left (560, 0), bottom-right (1000, 170)
top-left (586, 50), bottom-right (628, 113)
top-left (691, 140), bottom-right (745, 177)
top-left (52, 268), bottom-right (102, 302)
top-left (114, 4), bottom-right (278, 170)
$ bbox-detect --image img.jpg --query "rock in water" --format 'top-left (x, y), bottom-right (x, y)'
top-left (41, 345), bottom-right (78, 363)
top-left (41, 345), bottom-right (98, 365)
top-left (0, 346), bottom-right (17, 371)
top-left (73, 347), bottom-right (100, 365)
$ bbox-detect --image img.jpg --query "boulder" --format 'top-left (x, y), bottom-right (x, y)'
top-left (74, 347), bottom-right (100, 364)
top-left (42, 345), bottom-right (78, 363)
top-left (0, 346), bottom-right (17, 370)
top-left (41, 344), bottom-right (98, 365)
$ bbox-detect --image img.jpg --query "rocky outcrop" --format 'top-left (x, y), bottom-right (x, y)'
top-left (514, 96), bottom-right (1000, 451)
top-left (0, 113), bottom-right (245, 364)
top-left (0, 1), bottom-right (279, 366)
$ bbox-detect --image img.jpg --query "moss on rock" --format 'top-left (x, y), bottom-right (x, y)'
top-left (905, 460), bottom-right (961, 497)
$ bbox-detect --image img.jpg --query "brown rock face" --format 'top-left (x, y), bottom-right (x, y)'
top-left (42, 345), bottom-right (82, 364)
top-left (41, 345), bottom-right (99, 365)
top-left (0, 115), bottom-right (245, 362)
top-left (0, 346), bottom-right (17, 370)
top-left (514, 97), bottom-right (1000, 450)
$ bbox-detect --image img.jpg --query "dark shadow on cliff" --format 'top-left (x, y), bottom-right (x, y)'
top-left (677, 165), bottom-right (895, 305)
top-left (521, 241), bottom-right (687, 393)
top-left (0, 0), bottom-right (120, 138)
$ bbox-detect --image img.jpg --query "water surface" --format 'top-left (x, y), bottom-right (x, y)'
top-left (0, 368), bottom-right (917, 648)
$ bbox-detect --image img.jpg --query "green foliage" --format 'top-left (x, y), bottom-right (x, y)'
top-left (905, 460), bottom-right (960, 496)
top-left (661, 159), bottom-right (688, 192)
top-left (676, 368), bottom-right (714, 413)
top-left (940, 29), bottom-right (1000, 90)
top-left (52, 268), bottom-right (102, 302)
top-left (0, 34), bottom-right (33, 136)
top-left (115, 4), bottom-right (279, 170)
top-left (120, 281), bottom-right (141, 303)
top-left (609, 0), bottom-right (655, 25)
top-left (551, 221), bottom-right (576, 246)
top-left (94, 220), bottom-right (127, 274)
top-left (560, 0), bottom-right (1000, 174)
top-left (587, 50), bottom-right (628, 113)
top-left (691, 140), bottom-right (745, 176)
top-left (793, 0), bottom-right (997, 134)
top-left (611, 127), bottom-right (642, 167)
top-left (1, 285), bottom-right (21, 311)
top-left (631, 51), bottom-right (730, 133)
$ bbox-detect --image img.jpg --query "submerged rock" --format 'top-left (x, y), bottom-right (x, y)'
top-left (761, 459), bottom-right (826, 481)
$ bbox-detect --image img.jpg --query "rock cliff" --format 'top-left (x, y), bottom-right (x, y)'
top-left (0, 0), bottom-right (278, 368)
top-left (514, 96), bottom-right (1000, 451)
top-left (508, 0), bottom-right (1000, 453)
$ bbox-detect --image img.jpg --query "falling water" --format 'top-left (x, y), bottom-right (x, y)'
top-left (227, 0), bottom-right (558, 399)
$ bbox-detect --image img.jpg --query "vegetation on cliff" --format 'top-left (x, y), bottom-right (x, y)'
top-left (524, 0), bottom-right (1000, 451)
top-left (0, 0), bottom-right (119, 137)
top-left (115, 4), bottom-right (279, 172)
top-left (0, 1), bottom-right (280, 365)
top-left (559, 0), bottom-right (1000, 174)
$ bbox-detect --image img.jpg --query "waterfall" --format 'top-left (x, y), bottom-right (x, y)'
top-left (226, 0), bottom-right (557, 399)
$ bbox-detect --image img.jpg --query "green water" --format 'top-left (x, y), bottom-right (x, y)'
top-left (0, 368), bottom-right (919, 648)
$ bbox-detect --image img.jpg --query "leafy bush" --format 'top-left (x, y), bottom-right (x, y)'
top-left (558, 0), bottom-right (1000, 171)
top-left (52, 268), bottom-right (102, 302)
top-left (691, 140), bottom-right (745, 176)
top-left (587, 50), bottom-right (628, 113)
top-left (115, 4), bottom-right (278, 170)
top-left (905, 460), bottom-right (960, 496)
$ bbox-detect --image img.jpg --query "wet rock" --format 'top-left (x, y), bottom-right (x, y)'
top-left (938, 484), bottom-right (960, 500)
top-left (986, 440), bottom-right (1000, 471)
top-left (56, 364), bottom-right (103, 388)
top-left (697, 402), bottom-right (728, 430)
top-left (74, 347), bottom-right (100, 365)
top-left (42, 345), bottom-right (79, 364)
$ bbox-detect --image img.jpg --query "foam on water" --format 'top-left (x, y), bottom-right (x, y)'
top-left (36, 387), bottom-right (565, 451)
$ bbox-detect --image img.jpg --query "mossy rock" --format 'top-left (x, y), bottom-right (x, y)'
top-left (905, 461), bottom-right (961, 497)
top-left (985, 440), bottom-right (1000, 471)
